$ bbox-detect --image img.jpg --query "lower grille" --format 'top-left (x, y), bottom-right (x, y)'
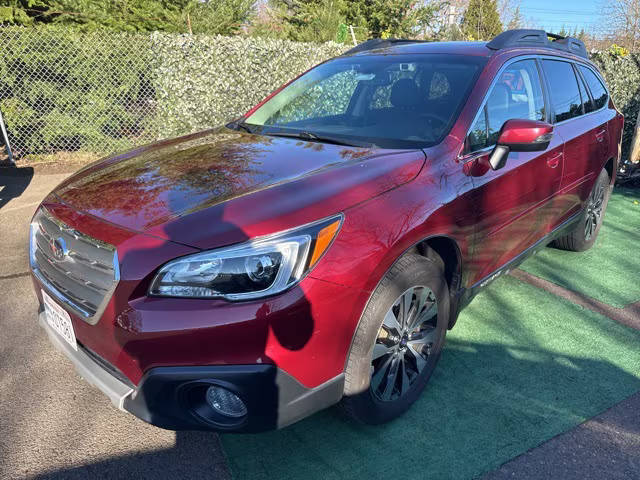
top-left (30, 207), bottom-right (119, 324)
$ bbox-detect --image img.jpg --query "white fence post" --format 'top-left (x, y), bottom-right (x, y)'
top-left (630, 109), bottom-right (640, 164)
top-left (349, 25), bottom-right (357, 46)
top-left (0, 109), bottom-right (14, 166)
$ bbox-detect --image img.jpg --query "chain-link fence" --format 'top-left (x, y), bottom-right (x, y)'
top-left (0, 27), bottom-right (156, 155)
top-left (0, 26), bottom-right (346, 157)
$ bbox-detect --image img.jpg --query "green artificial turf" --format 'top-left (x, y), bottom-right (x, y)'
top-left (221, 275), bottom-right (640, 480)
top-left (521, 188), bottom-right (640, 308)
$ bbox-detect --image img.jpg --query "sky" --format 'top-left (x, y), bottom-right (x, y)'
top-left (518, 0), bottom-right (602, 34)
top-left (254, 0), bottom-right (605, 37)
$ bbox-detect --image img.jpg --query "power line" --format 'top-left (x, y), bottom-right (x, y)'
top-left (520, 8), bottom-right (598, 15)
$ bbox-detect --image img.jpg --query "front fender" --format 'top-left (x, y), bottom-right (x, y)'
top-left (307, 156), bottom-right (476, 378)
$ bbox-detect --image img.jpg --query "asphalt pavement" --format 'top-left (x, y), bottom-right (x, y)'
top-left (485, 392), bottom-right (640, 480)
top-left (0, 167), bottom-right (638, 479)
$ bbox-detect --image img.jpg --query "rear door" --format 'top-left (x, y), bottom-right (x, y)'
top-left (463, 58), bottom-right (564, 283)
top-left (577, 64), bottom-right (613, 175)
top-left (540, 59), bottom-right (610, 225)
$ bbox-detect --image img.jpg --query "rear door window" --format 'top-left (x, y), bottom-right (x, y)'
top-left (542, 60), bottom-right (583, 123)
top-left (467, 59), bottom-right (545, 152)
top-left (578, 65), bottom-right (609, 110)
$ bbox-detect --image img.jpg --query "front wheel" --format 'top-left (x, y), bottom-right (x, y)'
top-left (552, 168), bottom-right (611, 252)
top-left (340, 253), bottom-right (449, 425)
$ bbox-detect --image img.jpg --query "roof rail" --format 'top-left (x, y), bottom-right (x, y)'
top-left (343, 38), bottom-right (426, 56)
top-left (486, 29), bottom-right (588, 59)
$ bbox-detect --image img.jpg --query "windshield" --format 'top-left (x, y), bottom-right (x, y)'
top-left (243, 54), bottom-right (486, 149)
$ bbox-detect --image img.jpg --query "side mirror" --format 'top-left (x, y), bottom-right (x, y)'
top-left (489, 119), bottom-right (554, 170)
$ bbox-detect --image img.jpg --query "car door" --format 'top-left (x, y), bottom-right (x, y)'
top-left (577, 64), bottom-right (612, 168)
top-left (539, 59), bottom-right (610, 226)
top-left (462, 58), bottom-right (564, 284)
top-left (574, 64), bottom-right (613, 198)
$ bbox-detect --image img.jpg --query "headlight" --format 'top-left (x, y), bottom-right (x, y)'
top-left (149, 214), bottom-right (343, 300)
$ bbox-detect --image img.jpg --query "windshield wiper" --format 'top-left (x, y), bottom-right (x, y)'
top-left (266, 130), bottom-right (370, 147)
top-left (227, 120), bottom-right (254, 134)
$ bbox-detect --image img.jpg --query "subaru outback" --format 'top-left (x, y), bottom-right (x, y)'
top-left (30, 30), bottom-right (623, 432)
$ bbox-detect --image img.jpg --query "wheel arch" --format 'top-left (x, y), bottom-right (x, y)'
top-left (414, 236), bottom-right (463, 298)
top-left (346, 233), bottom-right (464, 367)
top-left (341, 234), bottom-right (462, 395)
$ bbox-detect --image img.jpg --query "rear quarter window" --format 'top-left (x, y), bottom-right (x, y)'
top-left (578, 65), bottom-right (609, 110)
top-left (576, 70), bottom-right (593, 114)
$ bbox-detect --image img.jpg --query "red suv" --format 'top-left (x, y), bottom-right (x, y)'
top-left (30, 30), bottom-right (623, 432)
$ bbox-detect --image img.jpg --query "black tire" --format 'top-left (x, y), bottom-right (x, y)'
top-left (340, 253), bottom-right (449, 425)
top-left (552, 168), bottom-right (611, 252)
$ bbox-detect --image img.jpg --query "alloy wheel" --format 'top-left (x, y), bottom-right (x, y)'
top-left (584, 182), bottom-right (606, 241)
top-left (370, 286), bottom-right (438, 402)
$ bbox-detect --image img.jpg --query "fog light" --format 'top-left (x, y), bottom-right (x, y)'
top-left (205, 386), bottom-right (247, 418)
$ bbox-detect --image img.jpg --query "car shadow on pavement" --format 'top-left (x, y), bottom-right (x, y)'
top-left (0, 166), bottom-right (34, 210)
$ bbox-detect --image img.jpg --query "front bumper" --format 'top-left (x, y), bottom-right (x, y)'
top-left (39, 312), bottom-right (344, 432)
top-left (39, 312), bottom-right (134, 409)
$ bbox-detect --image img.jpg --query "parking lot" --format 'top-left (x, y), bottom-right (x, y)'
top-left (1, 167), bottom-right (639, 480)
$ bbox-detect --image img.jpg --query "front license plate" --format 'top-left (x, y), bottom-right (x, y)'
top-left (42, 289), bottom-right (77, 351)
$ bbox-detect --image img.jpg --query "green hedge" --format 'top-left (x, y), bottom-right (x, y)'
top-left (591, 52), bottom-right (640, 167)
top-left (151, 33), bottom-right (346, 139)
top-left (0, 26), bottom-right (639, 170)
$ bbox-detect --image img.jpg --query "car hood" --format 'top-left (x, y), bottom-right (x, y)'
top-left (54, 128), bottom-right (425, 249)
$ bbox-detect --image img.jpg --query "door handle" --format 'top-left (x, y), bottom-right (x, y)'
top-left (595, 129), bottom-right (607, 143)
top-left (547, 152), bottom-right (562, 169)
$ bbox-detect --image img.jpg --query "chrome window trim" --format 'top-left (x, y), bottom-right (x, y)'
top-left (461, 54), bottom-right (610, 157)
top-left (463, 145), bottom-right (494, 162)
top-left (29, 207), bottom-right (120, 326)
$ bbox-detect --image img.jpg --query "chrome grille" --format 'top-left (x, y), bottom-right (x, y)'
top-left (30, 207), bottom-right (119, 324)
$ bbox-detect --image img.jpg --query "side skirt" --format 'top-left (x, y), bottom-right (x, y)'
top-left (450, 211), bottom-right (582, 325)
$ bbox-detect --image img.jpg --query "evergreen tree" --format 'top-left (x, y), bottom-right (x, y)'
top-left (343, 0), bottom-right (442, 39)
top-left (576, 28), bottom-right (587, 41)
top-left (0, 0), bottom-right (254, 34)
top-left (271, 0), bottom-right (347, 42)
top-left (461, 0), bottom-right (503, 41)
top-left (269, 0), bottom-right (444, 41)
top-left (189, 0), bottom-right (256, 35)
